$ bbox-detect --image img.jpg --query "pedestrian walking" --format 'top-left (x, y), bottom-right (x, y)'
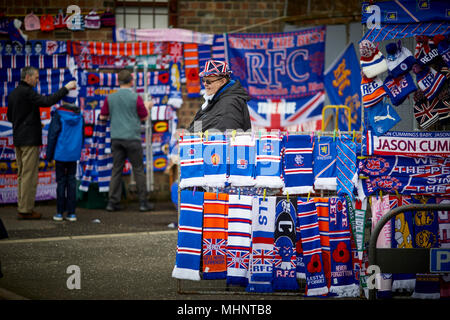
top-left (7, 66), bottom-right (77, 220)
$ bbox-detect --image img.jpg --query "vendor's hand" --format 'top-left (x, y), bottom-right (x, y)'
top-left (64, 80), bottom-right (77, 90)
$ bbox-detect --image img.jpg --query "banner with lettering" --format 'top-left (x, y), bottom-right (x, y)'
top-left (225, 27), bottom-right (326, 130)
top-left (363, 131), bottom-right (450, 157)
top-left (324, 43), bottom-right (361, 131)
top-left (357, 155), bottom-right (450, 197)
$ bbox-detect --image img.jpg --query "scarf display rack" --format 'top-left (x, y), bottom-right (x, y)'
top-left (174, 130), bottom-right (367, 297)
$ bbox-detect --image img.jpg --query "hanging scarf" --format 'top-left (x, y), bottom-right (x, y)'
top-left (202, 192), bottom-right (229, 280)
top-left (212, 34), bottom-right (225, 60)
top-left (184, 43), bottom-right (201, 98)
top-left (226, 194), bottom-right (252, 286)
top-left (297, 199), bottom-right (329, 296)
top-left (336, 134), bottom-right (358, 201)
top-left (314, 197), bottom-right (332, 289)
top-left (437, 197), bottom-right (450, 298)
top-left (411, 196), bottom-right (441, 299)
top-left (273, 196), bottom-right (298, 291)
top-left (313, 135), bottom-right (337, 191)
top-left (229, 135), bottom-right (256, 187)
top-left (203, 133), bottom-right (227, 188)
top-left (371, 194), bottom-right (393, 298)
top-left (282, 134), bottom-right (314, 195)
top-left (172, 189), bottom-right (204, 281)
top-left (246, 196), bottom-right (276, 293)
top-left (179, 135), bottom-right (204, 189)
top-left (328, 197), bottom-right (359, 297)
top-left (0, 68), bottom-right (74, 83)
top-left (254, 133), bottom-right (284, 189)
top-left (388, 195), bottom-right (416, 292)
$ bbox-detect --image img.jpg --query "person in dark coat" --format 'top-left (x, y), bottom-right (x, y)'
top-left (7, 66), bottom-right (77, 220)
top-left (188, 60), bottom-right (251, 133)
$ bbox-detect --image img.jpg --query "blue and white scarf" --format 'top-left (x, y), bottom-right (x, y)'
top-left (203, 133), bottom-right (227, 188)
top-left (282, 134), bottom-right (314, 195)
top-left (313, 135), bottom-right (337, 191)
top-left (229, 135), bottom-right (256, 187)
top-left (172, 189), bottom-right (204, 281)
top-left (254, 133), bottom-right (283, 189)
top-left (179, 135), bottom-right (204, 189)
top-left (226, 195), bottom-right (252, 286)
top-left (336, 134), bottom-right (358, 201)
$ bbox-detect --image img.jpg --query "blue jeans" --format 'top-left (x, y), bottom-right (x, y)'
top-left (55, 161), bottom-right (77, 214)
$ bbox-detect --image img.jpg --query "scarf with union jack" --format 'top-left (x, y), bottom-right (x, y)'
top-left (246, 196), bottom-right (276, 293)
top-left (226, 194), bottom-right (252, 286)
top-left (202, 192), bottom-right (229, 280)
top-left (297, 199), bottom-right (329, 296)
top-left (172, 189), bottom-right (204, 281)
top-left (282, 134), bottom-right (314, 195)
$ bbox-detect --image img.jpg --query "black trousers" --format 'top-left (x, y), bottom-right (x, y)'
top-left (55, 161), bottom-right (77, 214)
top-left (108, 139), bottom-right (147, 204)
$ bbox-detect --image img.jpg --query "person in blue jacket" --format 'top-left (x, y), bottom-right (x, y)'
top-left (46, 93), bottom-right (84, 222)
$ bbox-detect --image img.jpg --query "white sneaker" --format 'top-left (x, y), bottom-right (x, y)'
top-left (66, 214), bottom-right (77, 222)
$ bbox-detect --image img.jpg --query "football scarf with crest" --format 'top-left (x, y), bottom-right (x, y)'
top-left (226, 194), bottom-right (252, 286)
top-left (297, 199), bottom-right (329, 296)
top-left (179, 135), bottom-right (204, 189)
top-left (272, 196), bottom-right (298, 291)
top-left (229, 135), bottom-right (256, 187)
top-left (328, 197), bottom-right (359, 297)
top-left (313, 135), bottom-right (337, 191)
top-left (314, 197), bottom-right (332, 289)
top-left (336, 134), bottom-right (358, 201)
top-left (389, 195), bottom-right (416, 292)
top-left (203, 133), bottom-right (227, 188)
top-left (411, 196), bottom-right (440, 299)
top-left (255, 133), bottom-right (283, 189)
top-left (246, 196), bottom-right (276, 293)
top-left (172, 189), bottom-right (204, 281)
top-left (202, 192), bottom-right (229, 280)
top-left (282, 134), bottom-right (314, 195)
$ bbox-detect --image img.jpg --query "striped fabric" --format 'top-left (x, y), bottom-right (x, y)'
top-left (226, 195), bottom-right (252, 286)
top-left (313, 136), bottom-right (337, 191)
top-left (212, 34), bottom-right (225, 60)
top-left (172, 189), bottom-right (204, 281)
top-left (282, 134), bottom-right (314, 195)
top-left (360, 75), bottom-right (387, 108)
top-left (254, 133), bottom-right (284, 189)
top-left (183, 43), bottom-right (201, 98)
top-left (228, 135), bottom-right (256, 187)
top-left (314, 197), bottom-right (332, 289)
top-left (202, 192), bottom-right (229, 279)
top-left (0, 54), bottom-right (72, 69)
top-left (336, 134), bottom-right (357, 201)
top-left (179, 135), bottom-right (204, 188)
top-left (203, 134), bottom-right (227, 188)
top-left (297, 199), bottom-right (329, 296)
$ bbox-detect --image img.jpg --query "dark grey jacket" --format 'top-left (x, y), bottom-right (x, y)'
top-left (188, 80), bottom-right (251, 132)
top-left (7, 81), bottom-right (68, 146)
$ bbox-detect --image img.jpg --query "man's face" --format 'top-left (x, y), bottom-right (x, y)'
top-left (25, 70), bottom-right (39, 87)
top-left (202, 76), bottom-right (225, 96)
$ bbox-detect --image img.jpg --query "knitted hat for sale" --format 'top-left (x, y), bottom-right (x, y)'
top-left (414, 35), bottom-right (441, 66)
top-left (383, 72), bottom-right (417, 106)
top-left (359, 40), bottom-right (388, 79)
top-left (54, 10), bottom-right (66, 29)
top-left (40, 14), bottom-right (54, 32)
top-left (24, 12), bottom-right (40, 31)
top-left (85, 10), bottom-right (101, 29)
top-left (62, 87), bottom-right (79, 105)
top-left (385, 41), bottom-right (416, 78)
top-left (413, 64), bottom-right (446, 101)
top-left (100, 9), bottom-right (116, 27)
top-left (434, 34), bottom-right (450, 68)
top-left (360, 74), bottom-right (387, 108)
top-left (413, 89), bottom-right (439, 129)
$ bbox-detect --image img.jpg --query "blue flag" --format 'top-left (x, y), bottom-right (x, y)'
top-left (324, 43), bottom-right (362, 131)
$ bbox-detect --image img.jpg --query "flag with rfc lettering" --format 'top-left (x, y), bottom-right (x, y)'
top-left (225, 27), bottom-right (326, 130)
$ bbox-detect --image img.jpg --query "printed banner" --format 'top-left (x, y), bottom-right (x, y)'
top-left (226, 27), bottom-right (326, 129)
top-left (115, 27), bottom-right (214, 45)
top-left (0, 40), bottom-right (67, 55)
top-left (0, 171), bottom-right (56, 203)
top-left (324, 43), bottom-right (362, 131)
top-left (363, 131), bottom-right (450, 157)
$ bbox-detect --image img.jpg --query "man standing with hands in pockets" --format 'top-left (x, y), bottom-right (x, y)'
top-left (7, 66), bottom-right (77, 220)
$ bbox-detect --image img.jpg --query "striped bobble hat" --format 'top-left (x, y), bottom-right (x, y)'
top-left (199, 59), bottom-right (232, 77)
top-left (62, 87), bottom-right (79, 104)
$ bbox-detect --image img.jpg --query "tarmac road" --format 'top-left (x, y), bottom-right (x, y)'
top-left (0, 201), bottom-right (305, 301)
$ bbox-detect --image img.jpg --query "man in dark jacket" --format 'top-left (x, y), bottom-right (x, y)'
top-left (188, 60), bottom-right (251, 132)
top-left (7, 66), bottom-right (77, 220)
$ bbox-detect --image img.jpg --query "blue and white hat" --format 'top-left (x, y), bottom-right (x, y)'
top-left (62, 87), bottom-right (79, 104)
top-left (385, 42), bottom-right (416, 78)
